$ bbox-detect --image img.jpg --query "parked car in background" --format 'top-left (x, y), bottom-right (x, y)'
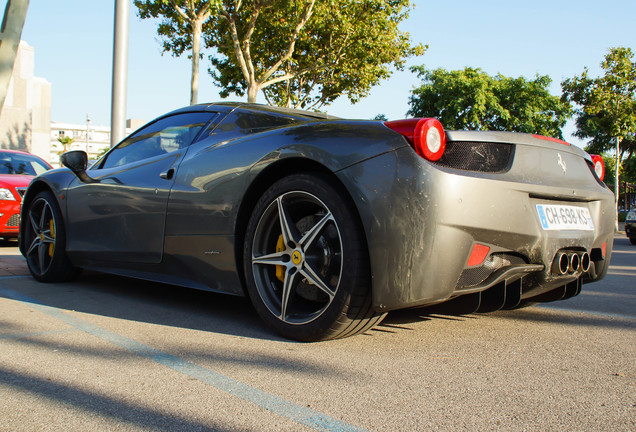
top-left (19, 102), bottom-right (616, 341)
top-left (625, 210), bottom-right (636, 245)
top-left (0, 150), bottom-right (52, 239)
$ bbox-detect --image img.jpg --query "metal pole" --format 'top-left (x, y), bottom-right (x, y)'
top-left (86, 113), bottom-right (91, 153)
top-left (615, 137), bottom-right (620, 232)
top-left (110, 0), bottom-right (129, 147)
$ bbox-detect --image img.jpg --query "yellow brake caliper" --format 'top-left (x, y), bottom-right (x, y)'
top-left (48, 219), bottom-right (55, 257)
top-left (275, 235), bottom-right (285, 282)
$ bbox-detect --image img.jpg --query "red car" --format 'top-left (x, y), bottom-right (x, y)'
top-left (0, 150), bottom-right (52, 239)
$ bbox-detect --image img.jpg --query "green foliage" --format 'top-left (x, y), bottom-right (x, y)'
top-left (598, 153), bottom-right (636, 208)
top-left (373, 113), bottom-right (388, 121)
top-left (56, 136), bottom-right (74, 155)
top-left (561, 47), bottom-right (636, 163)
top-left (205, 0), bottom-right (424, 109)
top-left (135, 0), bottom-right (213, 56)
top-left (407, 66), bottom-right (572, 138)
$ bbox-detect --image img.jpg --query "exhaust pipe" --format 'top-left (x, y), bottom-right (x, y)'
top-left (568, 253), bottom-right (580, 274)
top-left (551, 252), bottom-right (569, 275)
top-left (580, 252), bottom-right (591, 273)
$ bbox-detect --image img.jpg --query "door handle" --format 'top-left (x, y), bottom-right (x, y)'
top-left (159, 168), bottom-right (175, 180)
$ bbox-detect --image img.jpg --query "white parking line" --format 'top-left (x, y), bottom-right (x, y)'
top-left (0, 286), bottom-right (369, 432)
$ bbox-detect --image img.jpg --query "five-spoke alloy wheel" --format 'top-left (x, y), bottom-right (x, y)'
top-left (23, 191), bottom-right (77, 282)
top-left (244, 174), bottom-right (384, 341)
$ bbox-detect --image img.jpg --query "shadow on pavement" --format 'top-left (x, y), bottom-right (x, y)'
top-left (0, 271), bottom-right (286, 342)
top-left (0, 365), bottom-right (230, 431)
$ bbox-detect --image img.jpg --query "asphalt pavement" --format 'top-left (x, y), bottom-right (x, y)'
top-left (0, 234), bottom-right (634, 431)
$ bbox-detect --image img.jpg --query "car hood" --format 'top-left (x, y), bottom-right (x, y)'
top-left (0, 174), bottom-right (34, 188)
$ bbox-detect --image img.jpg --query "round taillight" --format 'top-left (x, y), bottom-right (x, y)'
top-left (384, 118), bottom-right (446, 161)
top-left (591, 154), bottom-right (605, 181)
top-left (414, 118), bottom-right (445, 161)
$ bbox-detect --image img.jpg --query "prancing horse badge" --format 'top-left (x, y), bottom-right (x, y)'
top-left (557, 153), bottom-right (567, 175)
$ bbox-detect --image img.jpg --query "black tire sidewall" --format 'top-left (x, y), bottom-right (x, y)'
top-left (25, 190), bottom-right (76, 282)
top-left (243, 173), bottom-right (369, 341)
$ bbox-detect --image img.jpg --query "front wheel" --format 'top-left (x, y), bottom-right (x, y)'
top-left (243, 174), bottom-right (385, 341)
top-left (630, 237), bottom-right (636, 246)
top-left (23, 191), bottom-right (77, 282)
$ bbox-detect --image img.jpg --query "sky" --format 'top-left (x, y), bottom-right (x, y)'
top-left (13, 0), bottom-right (636, 148)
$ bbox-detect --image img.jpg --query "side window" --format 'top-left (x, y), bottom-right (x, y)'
top-left (99, 112), bottom-right (215, 169)
top-left (205, 111), bottom-right (300, 141)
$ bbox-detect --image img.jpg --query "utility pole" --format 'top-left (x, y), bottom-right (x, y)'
top-left (85, 114), bottom-right (91, 153)
top-left (110, 0), bottom-right (129, 147)
top-left (615, 137), bottom-right (620, 232)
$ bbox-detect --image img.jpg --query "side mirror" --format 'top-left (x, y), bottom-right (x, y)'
top-left (60, 150), bottom-right (88, 173)
top-left (60, 150), bottom-right (97, 183)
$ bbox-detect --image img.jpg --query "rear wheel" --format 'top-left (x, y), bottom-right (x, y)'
top-left (244, 174), bottom-right (385, 341)
top-left (23, 191), bottom-right (77, 282)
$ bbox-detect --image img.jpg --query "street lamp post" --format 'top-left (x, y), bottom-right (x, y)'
top-left (111, 0), bottom-right (129, 147)
top-left (615, 137), bottom-right (620, 232)
top-left (86, 114), bottom-right (91, 153)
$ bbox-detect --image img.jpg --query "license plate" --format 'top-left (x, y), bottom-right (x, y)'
top-left (536, 204), bottom-right (594, 231)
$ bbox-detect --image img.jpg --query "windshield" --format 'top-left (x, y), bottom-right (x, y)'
top-left (0, 151), bottom-right (51, 176)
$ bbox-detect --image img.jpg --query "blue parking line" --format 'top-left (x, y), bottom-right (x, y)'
top-left (0, 286), bottom-right (368, 432)
top-left (0, 328), bottom-right (77, 340)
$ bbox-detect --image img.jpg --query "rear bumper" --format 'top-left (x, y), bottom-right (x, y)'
top-left (339, 146), bottom-right (615, 312)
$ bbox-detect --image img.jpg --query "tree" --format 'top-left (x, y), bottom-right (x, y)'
top-left (135, 0), bottom-right (215, 105)
top-left (561, 47), bottom-right (636, 227)
top-left (56, 136), bottom-right (74, 155)
top-left (561, 47), bottom-right (636, 165)
top-left (407, 66), bottom-right (572, 138)
top-left (0, 0), bottom-right (30, 114)
top-left (205, 0), bottom-right (424, 109)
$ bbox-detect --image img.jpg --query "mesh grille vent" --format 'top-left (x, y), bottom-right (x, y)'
top-left (434, 141), bottom-right (514, 173)
top-left (7, 214), bottom-right (20, 227)
top-left (456, 253), bottom-right (526, 289)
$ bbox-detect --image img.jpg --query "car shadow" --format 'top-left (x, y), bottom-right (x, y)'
top-left (2, 270), bottom-right (288, 342)
top-left (0, 238), bottom-right (18, 247)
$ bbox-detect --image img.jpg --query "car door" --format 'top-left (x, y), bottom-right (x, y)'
top-left (64, 112), bottom-right (216, 264)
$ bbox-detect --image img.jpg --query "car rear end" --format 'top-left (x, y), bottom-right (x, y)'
top-left (349, 122), bottom-right (616, 312)
top-left (625, 210), bottom-right (636, 245)
top-left (431, 131), bottom-right (613, 301)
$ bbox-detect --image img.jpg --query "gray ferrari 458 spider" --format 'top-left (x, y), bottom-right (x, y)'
top-left (19, 102), bottom-right (615, 341)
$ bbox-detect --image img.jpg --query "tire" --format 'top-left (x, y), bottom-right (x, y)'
top-left (243, 173), bottom-right (385, 341)
top-left (630, 237), bottom-right (636, 246)
top-left (22, 190), bottom-right (78, 282)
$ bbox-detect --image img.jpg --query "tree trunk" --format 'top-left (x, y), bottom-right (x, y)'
top-left (0, 0), bottom-right (30, 114)
top-left (190, 18), bottom-right (202, 105)
top-left (247, 82), bottom-right (260, 103)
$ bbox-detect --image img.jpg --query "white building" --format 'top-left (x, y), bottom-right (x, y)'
top-left (3, 41), bottom-right (148, 166)
top-left (0, 41), bottom-right (51, 161)
top-left (50, 119), bottom-right (144, 166)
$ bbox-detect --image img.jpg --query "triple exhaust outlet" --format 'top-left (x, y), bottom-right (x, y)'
top-left (551, 251), bottom-right (591, 275)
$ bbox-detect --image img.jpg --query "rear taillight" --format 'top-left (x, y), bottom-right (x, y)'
top-left (590, 154), bottom-right (605, 181)
top-left (385, 118), bottom-right (446, 161)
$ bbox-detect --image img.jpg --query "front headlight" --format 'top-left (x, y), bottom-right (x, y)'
top-left (627, 211), bottom-right (636, 222)
top-left (0, 188), bottom-right (16, 201)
